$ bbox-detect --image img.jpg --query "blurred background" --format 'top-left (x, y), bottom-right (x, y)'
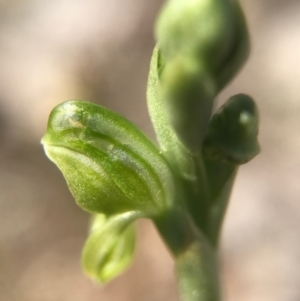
top-left (1, 0), bottom-right (300, 300)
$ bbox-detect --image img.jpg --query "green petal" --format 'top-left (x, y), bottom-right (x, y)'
top-left (42, 100), bottom-right (175, 215)
top-left (82, 212), bottom-right (140, 283)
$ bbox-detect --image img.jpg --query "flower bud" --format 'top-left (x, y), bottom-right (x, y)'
top-left (156, 0), bottom-right (249, 89)
top-left (152, 0), bottom-right (250, 152)
top-left (203, 94), bottom-right (260, 164)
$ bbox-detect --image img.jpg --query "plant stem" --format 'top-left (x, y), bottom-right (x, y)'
top-left (154, 208), bottom-right (221, 301)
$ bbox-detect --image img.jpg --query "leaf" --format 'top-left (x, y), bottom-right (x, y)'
top-left (203, 94), bottom-right (260, 165)
top-left (41, 100), bottom-right (175, 216)
top-left (82, 212), bottom-right (140, 283)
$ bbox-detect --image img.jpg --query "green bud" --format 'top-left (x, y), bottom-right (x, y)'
top-left (41, 100), bottom-right (175, 216)
top-left (82, 212), bottom-right (139, 283)
top-left (156, 0), bottom-right (249, 89)
top-left (203, 94), bottom-right (260, 164)
top-left (154, 0), bottom-right (249, 152)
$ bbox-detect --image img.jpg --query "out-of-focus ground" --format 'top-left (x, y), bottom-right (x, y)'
top-left (0, 1), bottom-right (299, 300)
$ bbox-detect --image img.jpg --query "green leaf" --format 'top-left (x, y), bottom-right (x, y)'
top-left (82, 212), bottom-right (140, 283)
top-left (41, 100), bottom-right (175, 216)
top-left (203, 94), bottom-right (260, 165)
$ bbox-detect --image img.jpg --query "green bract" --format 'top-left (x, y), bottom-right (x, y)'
top-left (147, 47), bottom-right (196, 175)
top-left (82, 212), bottom-right (139, 283)
top-left (41, 100), bottom-right (176, 216)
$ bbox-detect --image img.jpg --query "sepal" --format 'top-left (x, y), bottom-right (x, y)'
top-left (82, 212), bottom-right (140, 283)
top-left (41, 100), bottom-right (175, 215)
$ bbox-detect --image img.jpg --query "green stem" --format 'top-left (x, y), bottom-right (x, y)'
top-left (154, 208), bottom-right (221, 301)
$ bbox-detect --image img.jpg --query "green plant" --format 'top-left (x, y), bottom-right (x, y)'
top-left (41, 0), bottom-right (260, 300)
